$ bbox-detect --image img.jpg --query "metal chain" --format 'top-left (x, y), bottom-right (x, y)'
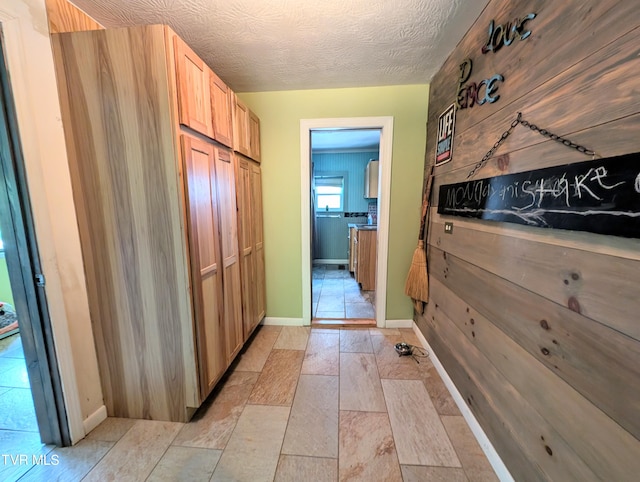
top-left (466, 112), bottom-right (597, 179)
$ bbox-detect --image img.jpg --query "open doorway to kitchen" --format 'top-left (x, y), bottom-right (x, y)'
top-left (310, 129), bottom-right (380, 325)
top-left (0, 29), bottom-right (69, 454)
top-left (300, 117), bottom-right (394, 327)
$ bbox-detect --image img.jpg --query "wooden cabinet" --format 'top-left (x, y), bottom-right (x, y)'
top-left (210, 70), bottom-right (233, 148)
top-left (235, 154), bottom-right (266, 339)
top-left (232, 94), bottom-right (261, 162)
top-left (348, 226), bottom-right (357, 272)
top-left (356, 228), bottom-right (377, 291)
top-left (51, 25), bottom-right (262, 422)
top-left (174, 35), bottom-right (213, 138)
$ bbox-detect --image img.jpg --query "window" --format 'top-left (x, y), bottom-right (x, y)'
top-left (315, 176), bottom-right (344, 212)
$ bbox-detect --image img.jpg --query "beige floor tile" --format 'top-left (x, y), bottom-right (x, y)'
top-left (339, 329), bottom-right (373, 353)
top-left (273, 326), bottom-right (310, 350)
top-left (172, 371), bottom-right (259, 449)
top-left (369, 328), bottom-right (400, 336)
top-left (372, 334), bottom-right (421, 379)
top-left (248, 349), bottom-right (304, 406)
top-left (211, 404), bottom-right (290, 482)
top-left (310, 327), bottom-right (341, 334)
top-left (381, 379), bottom-right (460, 467)
top-left (233, 325), bottom-right (281, 372)
top-left (85, 417), bottom-right (137, 442)
top-left (420, 361), bottom-right (461, 416)
top-left (0, 430), bottom-right (54, 482)
top-left (275, 455), bottom-right (338, 482)
top-left (442, 416), bottom-right (499, 482)
top-left (147, 446), bottom-right (221, 481)
top-left (19, 439), bottom-right (114, 482)
top-left (339, 353), bottom-right (386, 412)
top-left (401, 465), bottom-right (469, 482)
top-left (83, 419), bottom-right (183, 481)
top-left (282, 374), bottom-right (339, 457)
top-left (301, 333), bottom-right (340, 375)
top-left (338, 411), bottom-right (402, 482)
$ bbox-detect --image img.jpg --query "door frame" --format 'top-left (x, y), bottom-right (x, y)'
top-left (0, 28), bottom-right (69, 445)
top-left (300, 117), bottom-right (394, 327)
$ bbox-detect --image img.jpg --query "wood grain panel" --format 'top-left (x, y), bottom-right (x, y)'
top-left (251, 162), bottom-right (266, 321)
top-left (52, 26), bottom-right (196, 421)
top-left (426, 276), bottom-right (640, 480)
top-left (429, 219), bottom-right (640, 339)
top-left (182, 135), bottom-right (226, 400)
top-left (232, 95), bottom-right (251, 157)
top-left (214, 147), bottom-right (243, 362)
top-left (428, 246), bottom-right (640, 439)
top-left (45, 0), bottom-right (103, 34)
top-left (356, 229), bottom-right (376, 291)
top-left (210, 70), bottom-right (233, 148)
top-left (418, 303), bottom-right (600, 481)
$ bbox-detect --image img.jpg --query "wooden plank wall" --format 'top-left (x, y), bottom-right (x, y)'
top-left (417, 1), bottom-right (640, 480)
top-left (45, 0), bottom-right (103, 33)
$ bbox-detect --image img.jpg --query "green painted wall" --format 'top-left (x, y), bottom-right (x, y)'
top-left (0, 255), bottom-right (14, 306)
top-left (240, 84), bottom-right (429, 320)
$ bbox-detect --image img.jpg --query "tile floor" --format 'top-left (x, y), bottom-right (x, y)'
top-left (312, 266), bottom-right (376, 320)
top-left (4, 325), bottom-right (498, 481)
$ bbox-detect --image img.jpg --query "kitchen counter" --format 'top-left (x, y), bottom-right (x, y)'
top-left (348, 223), bottom-right (378, 231)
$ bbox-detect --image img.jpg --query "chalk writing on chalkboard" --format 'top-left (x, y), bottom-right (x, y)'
top-left (437, 152), bottom-right (640, 238)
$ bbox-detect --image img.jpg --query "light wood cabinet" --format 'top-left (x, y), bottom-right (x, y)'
top-left (210, 70), bottom-right (233, 148)
top-left (348, 226), bottom-right (357, 272)
top-left (51, 25), bottom-right (262, 422)
top-left (235, 154), bottom-right (266, 339)
top-left (356, 228), bottom-right (377, 291)
top-left (174, 35), bottom-right (213, 138)
top-left (233, 94), bottom-right (261, 162)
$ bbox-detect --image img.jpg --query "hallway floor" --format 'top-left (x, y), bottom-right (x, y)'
top-left (312, 266), bottom-right (376, 320)
top-left (9, 326), bottom-right (498, 481)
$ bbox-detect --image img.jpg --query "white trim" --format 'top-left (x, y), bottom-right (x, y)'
top-left (0, 2), bottom-right (86, 444)
top-left (312, 259), bottom-right (349, 265)
top-left (82, 404), bottom-right (107, 435)
top-left (412, 323), bottom-right (515, 482)
top-left (301, 117), bottom-right (393, 328)
top-left (385, 319), bottom-right (414, 328)
top-left (262, 317), bottom-right (304, 326)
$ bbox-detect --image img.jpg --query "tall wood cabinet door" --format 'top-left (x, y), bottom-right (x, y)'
top-left (174, 36), bottom-right (213, 138)
top-left (181, 135), bottom-right (225, 400)
top-left (232, 95), bottom-right (251, 158)
top-left (214, 148), bottom-right (244, 362)
top-left (235, 157), bottom-right (256, 339)
top-left (248, 111), bottom-right (261, 163)
top-left (250, 163), bottom-right (266, 321)
top-left (210, 71), bottom-right (233, 148)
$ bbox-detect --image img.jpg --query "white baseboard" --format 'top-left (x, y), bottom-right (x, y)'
top-left (312, 259), bottom-right (349, 265)
top-left (82, 404), bottom-right (107, 437)
top-left (262, 317), bottom-right (304, 326)
top-left (385, 319), bottom-right (413, 328)
top-left (412, 323), bottom-right (514, 482)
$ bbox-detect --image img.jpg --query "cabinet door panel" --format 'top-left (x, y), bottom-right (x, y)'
top-left (210, 71), bottom-right (233, 148)
top-left (215, 148), bottom-right (244, 361)
top-left (249, 111), bottom-right (261, 162)
top-left (174, 36), bottom-right (213, 137)
top-left (236, 157), bottom-right (256, 339)
top-left (251, 163), bottom-right (266, 321)
top-left (182, 135), bottom-right (225, 399)
top-left (232, 95), bottom-right (251, 157)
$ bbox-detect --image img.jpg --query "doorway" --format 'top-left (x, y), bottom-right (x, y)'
top-left (300, 117), bottom-right (394, 327)
top-left (310, 129), bottom-right (380, 325)
top-left (0, 29), bottom-right (69, 449)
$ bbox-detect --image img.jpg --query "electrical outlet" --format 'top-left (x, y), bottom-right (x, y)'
top-left (444, 222), bottom-right (454, 234)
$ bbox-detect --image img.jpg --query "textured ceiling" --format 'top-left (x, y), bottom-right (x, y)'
top-left (71, 0), bottom-right (489, 93)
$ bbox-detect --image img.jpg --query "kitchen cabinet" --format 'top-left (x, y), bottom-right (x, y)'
top-left (364, 160), bottom-right (379, 198)
top-left (348, 226), bottom-right (357, 272)
top-left (233, 94), bottom-right (262, 162)
top-left (51, 25), bottom-right (260, 422)
top-left (235, 154), bottom-right (266, 340)
top-left (356, 228), bottom-right (377, 291)
top-left (210, 70), bottom-right (233, 148)
top-left (174, 35), bottom-right (213, 138)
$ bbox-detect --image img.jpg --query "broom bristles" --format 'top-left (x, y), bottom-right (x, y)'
top-left (404, 240), bottom-right (429, 302)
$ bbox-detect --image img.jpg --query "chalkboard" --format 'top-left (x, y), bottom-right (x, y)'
top-left (437, 152), bottom-right (640, 238)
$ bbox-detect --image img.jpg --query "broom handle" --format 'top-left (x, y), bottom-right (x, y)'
top-left (418, 163), bottom-right (436, 241)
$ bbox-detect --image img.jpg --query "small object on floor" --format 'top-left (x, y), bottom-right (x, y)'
top-left (395, 342), bottom-right (429, 364)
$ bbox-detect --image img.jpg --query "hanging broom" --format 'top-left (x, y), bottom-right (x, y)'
top-left (404, 162), bottom-right (435, 312)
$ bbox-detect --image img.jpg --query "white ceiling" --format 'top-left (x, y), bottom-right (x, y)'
top-left (71, 0), bottom-right (489, 93)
